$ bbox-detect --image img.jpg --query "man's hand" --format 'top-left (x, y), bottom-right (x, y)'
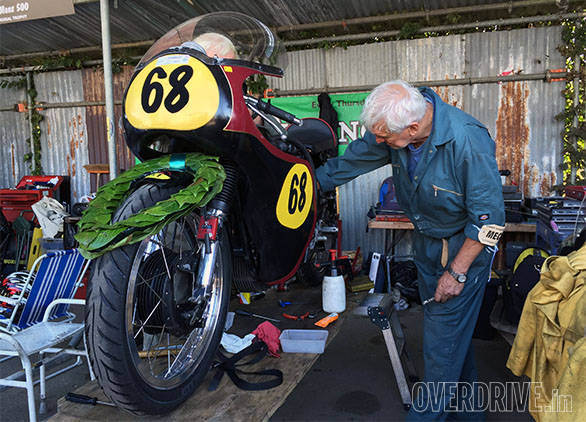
top-left (433, 237), bottom-right (485, 303)
top-left (434, 271), bottom-right (465, 303)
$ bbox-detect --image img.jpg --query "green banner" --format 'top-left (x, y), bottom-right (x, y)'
top-left (271, 92), bottom-right (369, 155)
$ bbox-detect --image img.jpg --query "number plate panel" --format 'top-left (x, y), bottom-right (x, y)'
top-left (276, 164), bottom-right (314, 229)
top-left (125, 54), bottom-right (220, 131)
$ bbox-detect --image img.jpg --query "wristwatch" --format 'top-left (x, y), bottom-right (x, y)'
top-left (447, 266), bottom-right (467, 283)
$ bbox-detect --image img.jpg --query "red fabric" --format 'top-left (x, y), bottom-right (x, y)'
top-left (252, 321), bottom-right (281, 357)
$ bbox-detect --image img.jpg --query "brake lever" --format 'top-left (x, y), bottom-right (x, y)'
top-left (244, 98), bottom-right (288, 140)
top-left (244, 95), bottom-right (302, 126)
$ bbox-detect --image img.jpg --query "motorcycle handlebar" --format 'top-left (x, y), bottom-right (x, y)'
top-left (245, 96), bottom-right (302, 126)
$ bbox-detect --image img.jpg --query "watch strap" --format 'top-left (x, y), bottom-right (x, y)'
top-left (447, 266), bottom-right (467, 283)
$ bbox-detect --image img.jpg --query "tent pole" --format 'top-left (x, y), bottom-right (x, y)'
top-left (100, 0), bottom-right (118, 181)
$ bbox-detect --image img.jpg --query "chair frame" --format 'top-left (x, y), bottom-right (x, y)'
top-left (0, 250), bottom-right (94, 421)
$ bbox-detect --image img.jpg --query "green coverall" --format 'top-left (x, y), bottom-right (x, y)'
top-left (316, 88), bottom-right (505, 420)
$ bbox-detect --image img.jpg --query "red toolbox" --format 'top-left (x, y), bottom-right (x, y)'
top-left (565, 186), bottom-right (586, 201)
top-left (0, 176), bottom-right (69, 223)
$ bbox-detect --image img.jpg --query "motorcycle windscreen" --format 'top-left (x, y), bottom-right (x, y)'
top-left (138, 12), bottom-right (287, 70)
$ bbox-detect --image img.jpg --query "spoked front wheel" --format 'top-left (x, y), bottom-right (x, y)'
top-left (85, 182), bottom-right (231, 414)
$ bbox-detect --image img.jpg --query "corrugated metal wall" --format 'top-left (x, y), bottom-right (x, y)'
top-left (464, 28), bottom-right (563, 198)
top-left (0, 26), bottom-right (565, 258)
top-left (0, 77), bottom-right (28, 188)
top-left (82, 66), bottom-right (136, 191)
top-left (269, 26), bottom-right (565, 255)
top-left (34, 71), bottom-right (90, 203)
top-left (0, 67), bottom-right (137, 203)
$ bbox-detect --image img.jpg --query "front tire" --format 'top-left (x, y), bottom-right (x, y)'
top-left (85, 182), bottom-right (231, 414)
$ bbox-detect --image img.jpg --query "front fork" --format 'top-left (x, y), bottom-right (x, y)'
top-left (195, 209), bottom-right (224, 293)
top-left (191, 161), bottom-right (238, 304)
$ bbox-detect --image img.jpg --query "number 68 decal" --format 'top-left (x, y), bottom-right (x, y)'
top-left (276, 164), bottom-right (314, 229)
top-left (125, 55), bottom-right (220, 131)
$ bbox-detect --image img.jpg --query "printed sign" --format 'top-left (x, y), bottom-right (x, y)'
top-left (276, 164), bottom-right (313, 229)
top-left (0, 0), bottom-right (74, 24)
top-left (270, 92), bottom-right (369, 155)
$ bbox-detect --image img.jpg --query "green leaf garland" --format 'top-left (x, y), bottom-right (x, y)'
top-left (75, 153), bottom-right (225, 259)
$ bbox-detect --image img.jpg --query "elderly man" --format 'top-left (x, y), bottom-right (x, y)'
top-left (316, 80), bottom-right (505, 420)
top-left (193, 32), bottom-right (238, 59)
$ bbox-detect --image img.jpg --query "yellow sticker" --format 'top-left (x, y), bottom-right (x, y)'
top-left (125, 54), bottom-right (220, 131)
top-left (223, 66), bottom-right (233, 72)
top-left (145, 172), bottom-right (170, 180)
top-left (276, 164), bottom-right (313, 229)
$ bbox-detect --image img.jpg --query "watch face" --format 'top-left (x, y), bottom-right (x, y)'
top-left (457, 274), bottom-right (466, 283)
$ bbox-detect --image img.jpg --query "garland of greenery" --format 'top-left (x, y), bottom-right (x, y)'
top-left (0, 75), bottom-right (44, 175)
top-left (75, 153), bottom-right (225, 259)
top-left (557, 17), bottom-right (585, 185)
top-left (25, 82), bottom-right (44, 175)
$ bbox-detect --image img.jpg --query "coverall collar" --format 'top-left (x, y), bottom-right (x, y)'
top-left (418, 87), bottom-right (455, 147)
top-left (403, 87), bottom-right (455, 194)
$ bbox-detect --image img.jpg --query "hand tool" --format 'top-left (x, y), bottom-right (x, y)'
top-left (234, 309), bottom-right (280, 323)
top-left (282, 311), bottom-right (310, 320)
top-left (65, 392), bottom-right (116, 407)
top-left (422, 297), bottom-right (435, 306)
top-left (278, 300), bottom-right (308, 307)
top-left (307, 310), bottom-right (323, 319)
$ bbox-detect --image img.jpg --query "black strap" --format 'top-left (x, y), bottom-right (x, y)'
top-left (208, 341), bottom-right (283, 391)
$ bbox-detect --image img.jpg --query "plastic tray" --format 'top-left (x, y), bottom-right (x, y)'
top-left (39, 237), bottom-right (64, 252)
top-left (280, 329), bottom-right (328, 354)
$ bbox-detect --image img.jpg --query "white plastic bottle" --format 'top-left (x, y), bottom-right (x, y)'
top-left (322, 250), bottom-right (346, 313)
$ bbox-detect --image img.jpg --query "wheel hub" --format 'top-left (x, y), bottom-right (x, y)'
top-left (135, 249), bottom-right (195, 336)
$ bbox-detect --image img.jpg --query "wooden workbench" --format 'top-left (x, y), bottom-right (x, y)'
top-left (368, 220), bottom-right (536, 233)
top-left (367, 220), bottom-right (536, 268)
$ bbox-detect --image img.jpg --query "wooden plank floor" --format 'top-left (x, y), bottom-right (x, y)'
top-left (53, 288), bottom-right (356, 422)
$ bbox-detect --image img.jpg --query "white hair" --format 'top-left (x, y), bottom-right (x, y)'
top-left (193, 32), bottom-right (238, 59)
top-left (361, 80), bottom-right (428, 133)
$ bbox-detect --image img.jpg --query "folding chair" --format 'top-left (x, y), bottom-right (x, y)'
top-left (0, 249), bottom-right (93, 421)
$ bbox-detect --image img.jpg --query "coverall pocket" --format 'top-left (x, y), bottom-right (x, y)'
top-left (426, 183), bottom-right (465, 221)
top-left (432, 184), bottom-right (463, 197)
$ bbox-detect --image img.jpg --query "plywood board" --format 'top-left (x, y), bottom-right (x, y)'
top-left (53, 291), bottom-right (356, 421)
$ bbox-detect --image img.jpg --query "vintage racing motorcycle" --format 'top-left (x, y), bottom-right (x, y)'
top-left (79, 12), bottom-right (338, 414)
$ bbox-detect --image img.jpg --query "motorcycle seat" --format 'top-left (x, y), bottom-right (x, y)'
top-left (286, 118), bottom-right (337, 154)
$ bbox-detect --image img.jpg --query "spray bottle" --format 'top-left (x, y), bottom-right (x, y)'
top-left (322, 249), bottom-right (346, 313)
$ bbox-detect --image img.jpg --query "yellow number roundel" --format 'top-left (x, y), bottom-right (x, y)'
top-left (125, 54), bottom-right (220, 131)
top-left (276, 164), bottom-right (313, 229)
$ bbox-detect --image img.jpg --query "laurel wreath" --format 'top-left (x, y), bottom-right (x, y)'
top-left (75, 153), bottom-right (225, 259)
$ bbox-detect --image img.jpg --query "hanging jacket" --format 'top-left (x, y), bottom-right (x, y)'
top-left (506, 244), bottom-right (586, 421)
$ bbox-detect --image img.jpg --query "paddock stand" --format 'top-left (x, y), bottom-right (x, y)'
top-left (355, 293), bottom-right (418, 411)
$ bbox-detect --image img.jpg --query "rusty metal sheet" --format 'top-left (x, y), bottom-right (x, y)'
top-left (33, 70), bottom-right (90, 203)
top-left (495, 81), bottom-right (531, 194)
top-left (465, 26), bottom-right (564, 198)
top-left (82, 65), bottom-right (136, 191)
